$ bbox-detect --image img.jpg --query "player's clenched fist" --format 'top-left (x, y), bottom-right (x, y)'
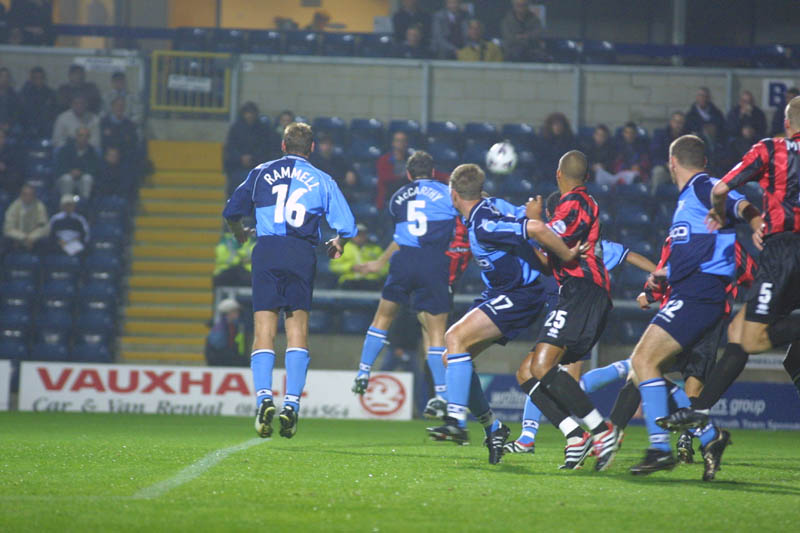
top-left (326, 236), bottom-right (344, 259)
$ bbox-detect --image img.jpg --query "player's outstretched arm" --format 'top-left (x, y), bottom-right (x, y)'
top-left (226, 218), bottom-right (249, 244)
top-left (356, 241), bottom-right (399, 274)
top-left (625, 251), bottom-right (658, 273)
top-left (738, 201), bottom-right (765, 251)
top-left (706, 180), bottom-right (732, 231)
top-left (525, 219), bottom-right (581, 262)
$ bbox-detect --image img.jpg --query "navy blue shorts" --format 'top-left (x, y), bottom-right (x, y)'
top-left (651, 295), bottom-right (725, 349)
top-left (382, 247), bottom-right (451, 314)
top-left (670, 315), bottom-right (725, 381)
top-left (470, 281), bottom-right (546, 345)
top-left (251, 236), bottom-right (316, 312)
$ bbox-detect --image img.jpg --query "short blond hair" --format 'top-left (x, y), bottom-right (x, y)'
top-left (558, 150), bottom-right (588, 182)
top-left (450, 164), bottom-right (485, 200)
top-left (283, 122), bottom-right (314, 156)
top-left (670, 134), bottom-right (706, 170)
top-left (786, 96), bottom-right (800, 130)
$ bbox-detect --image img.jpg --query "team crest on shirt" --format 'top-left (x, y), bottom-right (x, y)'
top-left (551, 220), bottom-right (567, 235)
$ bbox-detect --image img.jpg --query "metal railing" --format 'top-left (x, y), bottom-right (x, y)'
top-left (149, 50), bottom-right (233, 114)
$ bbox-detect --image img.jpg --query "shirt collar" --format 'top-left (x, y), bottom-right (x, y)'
top-left (467, 198), bottom-right (487, 224)
top-left (682, 171), bottom-right (707, 193)
top-left (285, 154), bottom-right (308, 161)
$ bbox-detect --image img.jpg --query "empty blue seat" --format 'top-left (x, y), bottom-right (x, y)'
top-left (627, 239), bottom-right (654, 258)
top-left (358, 33), bottom-right (394, 58)
top-left (313, 116), bottom-right (347, 145)
top-left (428, 141), bottom-right (459, 171)
top-left (388, 120), bottom-right (422, 145)
top-left (0, 338), bottom-right (27, 360)
top-left (80, 280), bottom-right (119, 304)
top-left (41, 279), bottom-right (77, 301)
top-left (30, 341), bottom-right (69, 362)
top-left (341, 311), bottom-right (372, 334)
top-left (4, 252), bottom-right (40, 281)
top-left (501, 123), bottom-right (537, 150)
top-left (76, 310), bottom-right (115, 337)
top-left (616, 205), bottom-right (651, 227)
top-left (582, 40), bottom-right (617, 64)
top-left (350, 118), bottom-right (384, 145)
top-left (464, 122), bottom-right (498, 145)
top-left (71, 341), bottom-right (112, 363)
top-left (547, 38), bottom-right (580, 63)
top-left (39, 309), bottom-right (72, 334)
top-left (83, 252), bottom-right (122, 282)
top-left (350, 140), bottom-right (382, 163)
top-left (752, 44), bottom-right (791, 69)
top-left (43, 254), bottom-right (81, 281)
top-left (92, 223), bottom-right (125, 246)
top-left (498, 176), bottom-right (534, 196)
top-left (516, 150), bottom-right (536, 174)
top-left (248, 30), bottom-right (282, 54)
top-left (2, 279), bottom-right (36, 300)
top-left (463, 144), bottom-right (488, 166)
top-left (285, 31), bottom-right (320, 55)
top-left (0, 308), bottom-right (31, 335)
top-left (174, 27), bottom-right (212, 51)
top-left (214, 28), bottom-right (246, 53)
top-left (323, 33), bottom-right (356, 56)
top-left (427, 121), bottom-right (461, 146)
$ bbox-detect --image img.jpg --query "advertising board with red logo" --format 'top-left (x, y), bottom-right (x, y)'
top-left (18, 362), bottom-right (412, 420)
top-left (0, 360), bottom-right (11, 411)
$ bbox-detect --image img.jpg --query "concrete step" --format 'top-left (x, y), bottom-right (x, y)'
top-left (132, 244), bottom-right (210, 260)
top-left (126, 305), bottom-right (209, 321)
top-left (132, 260), bottom-right (213, 275)
top-left (150, 171), bottom-right (224, 187)
top-left (140, 187), bottom-right (224, 202)
top-left (134, 228), bottom-right (218, 245)
top-left (136, 215), bottom-right (222, 230)
top-left (148, 140), bottom-right (222, 172)
top-left (140, 200), bottom-right (222, 216)
top-left (128, 290), bottom-right (212, 305)
top-left (125, 320), bottom-right (208, 336)
top-left (129, 275), bottom-right (211, 290)
top-left (122, 350), bottom-right (204, 363)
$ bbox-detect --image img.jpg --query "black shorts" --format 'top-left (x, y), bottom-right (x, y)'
top-left (536, 277), bottom-right (612, 364)
top-left (671, 314), bottom-right (725, 382)
top-left (745, 233), bottom-right (800, 324)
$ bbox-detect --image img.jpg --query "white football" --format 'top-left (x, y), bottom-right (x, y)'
top-left (485, 142), bottom-right (518, 174)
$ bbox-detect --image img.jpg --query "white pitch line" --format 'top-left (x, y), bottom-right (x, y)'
top-left (132, 438), bottom-right (268, 499)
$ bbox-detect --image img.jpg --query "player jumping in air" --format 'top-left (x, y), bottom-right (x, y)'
top-left (661, 95), bottom-right (800, 434)
top-left (427, 163), bottom-right (583, 464)
top-left (516, 151), bottom-right (622, 472)
top-left (627, 135), bottom-right (762, 480)
top-left (223, 123), bottom-right (357, 439)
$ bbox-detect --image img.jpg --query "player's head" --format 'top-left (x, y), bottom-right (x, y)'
top-left (668, 134), bottom-right (706, 182)
top-left (282, 122), bottom-right (314, 157)
top-left (555, 150), bottom-right (588, 188)
top-left (784, 95), bottom-right (800, 137)
top-left (406, 150), bottom-right (433, 181)
top-left (545, 190), bottom-right (561, 220)
top-left (449, 163), bottom-right (484, 211)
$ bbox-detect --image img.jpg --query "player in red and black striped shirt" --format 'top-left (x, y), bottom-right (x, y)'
top-left (516, 150), bottom-right (621, 472)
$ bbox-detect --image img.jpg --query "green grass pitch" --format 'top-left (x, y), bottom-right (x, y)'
top-left (1, 412), bottom-right (799, 532)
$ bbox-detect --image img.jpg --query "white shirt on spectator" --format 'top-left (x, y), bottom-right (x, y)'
top-left (52, 109), bottom-right (101, 150)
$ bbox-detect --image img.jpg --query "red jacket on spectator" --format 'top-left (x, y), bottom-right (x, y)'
top-left (375, 150), bottom-right (409, 209)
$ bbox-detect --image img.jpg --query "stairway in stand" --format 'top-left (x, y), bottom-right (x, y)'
top-left (121, 140), bottom-right (224, 363)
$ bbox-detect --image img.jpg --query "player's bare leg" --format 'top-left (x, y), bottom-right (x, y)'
top-left (565, 361), bottom-right (583, 381)
top-left (251, 310), bottom-right (280, 438)
top-left (353, 298), bottom-right (401, 394)
top-left (278, 309), bottom-right (310, 438)
top-left (419, 311), bottom-right (449, 418)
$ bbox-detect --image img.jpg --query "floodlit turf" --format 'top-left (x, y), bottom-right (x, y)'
top-left (1, 412), bottom-right (799, 532)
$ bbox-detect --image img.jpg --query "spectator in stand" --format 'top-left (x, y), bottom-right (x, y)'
top-left (19, 66), bottom-right (58, 138)
top-left (650, 111), bottom-right (687, 192)
top-left (606, 121), bottom-right (650, 186)
top-left (94, 145), bottom-right (133, 197)
top-left (205, 298), bottom-right (247, 367)
top-left (395, 24), bottom-right (430, 59)
top-left (538, 112), bottom-right (576, 179)
top-left (430, 0), bottom-right (468, 60)
top-left (56, 64), bottom-right (102, 114)
top-left (310, 133), bottom-right (351, 182)
top-left (104, 71), bottom-right (142, 126)
top-left (49, 194), bottom-right (88, 256)
top-left (304, 10), bottom-right (330, 32)
top-left (213, 230), bottom-right (254, 288)
top-left (392, 0), bottom-right (430, 47)
top-left (727, 117), bottom-right (758, 171)
top-left (727, 89), bottom-right (766, 141)
top-left (771, 86), bottom-right (798, 136)
top-left (55, 126), bottom-right (99, 199)
top-left (330, 223), bottom-right (388, 290)
top-left (699, 121), bottom-right (726, 177)
top-left (582, 124), bottom-right (617, 183)
top-left (457, 19), bottom-right (502, 62)
top-left (3, 182), bottom-right (49, 252)
top-left (685, 86), bottom-right (726, 139)
top-left (501, 0), bottom-right (547, 63)
top-left (100, 96), bottom-right (138, 162)
top-left (7, 0), bottom-right (52, 45)
top-left (339, 166), bottom-right (361, 203)
top-left (0, 67), bottom-right (20, 133)
top-left (0, 129), bottom-right (23, 195)
top-left (375, 130), bottom-right (410, 209)
top-left (52, 94), bottom-right (100, 150)
top-left (223, 101), bottom-right (273, 196)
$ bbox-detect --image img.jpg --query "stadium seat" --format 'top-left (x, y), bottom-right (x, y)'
top-left (350, 118), bottom-right (384, 145)
top-left (213, 28), bottom-right (247, 53)
top-left (0, 307), bottom-right (32, 337)
top-left (0, 338), bottom-right (27, 360)
top-left (654, 182), bottom-right (679, 202)
top-left (501, 123), bottom-right (537, 151)
top-left (627, 239), bottom-right (654, 257)
top-left (341, 311), bottom-right (372, 334)
top-left (41, 279), bottom-right (77, 301)
top-left (83, 252), bottom-right (122, 283)
top-left (80, 280), bottom-right (119, 305)
top-left (285, 31), bottom-right (320, 55)
top-left (427, 141), bottom-right (459, 172)
top-left (350, 140), bottom-right (382, 163)
top-left (91, 223), bottom-right (125, 248)
top-left (308, 310), bottom-right (332, 333)
top-left (464, 122), bottom-right (498, 146)
top-left (516, 150), bottom-right (536, 175)
top-left (463, 144), bottom-right (488, 166)
top-left (388, 119), bottom-right (423, 146)
top-left (547, 39), bottom-right (580, 63)
top-left (3, 252), bottom-right (40, 281)
top-left (427, 121), bottom-right (461, 147)
top-left (30, 341), bottom-right (69, 362)
top-left (498, 175), bottom-right (534, 197)
top-left (43, 254), bottom-right (81, 282)
top-left (582, 40), bottom-right (617, 64)
top-left (174, 27), bottom-right (212, 51)
top-left (313, 116), bottom-right (347, 145)
top-left (614, 183), bottom-right (651, 207)
top-left (71, 340), bottom-right (112, 363)
top-left (322, 33), bottom-right (356, 57)
top-left (752, 44), bottom-right (791, 69)
top-left (75, 310), bottom-right (115, 338)
top-left (248, 30), bottom-right (282, 54)
top-left (616, 205), bottom-right (652, 227)
top-left (357, 33), bottom-right (394, 58)
top-left (1, 279), bottom-right (37, 301)
top-left (38, 309), bottom-right (72, 335)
